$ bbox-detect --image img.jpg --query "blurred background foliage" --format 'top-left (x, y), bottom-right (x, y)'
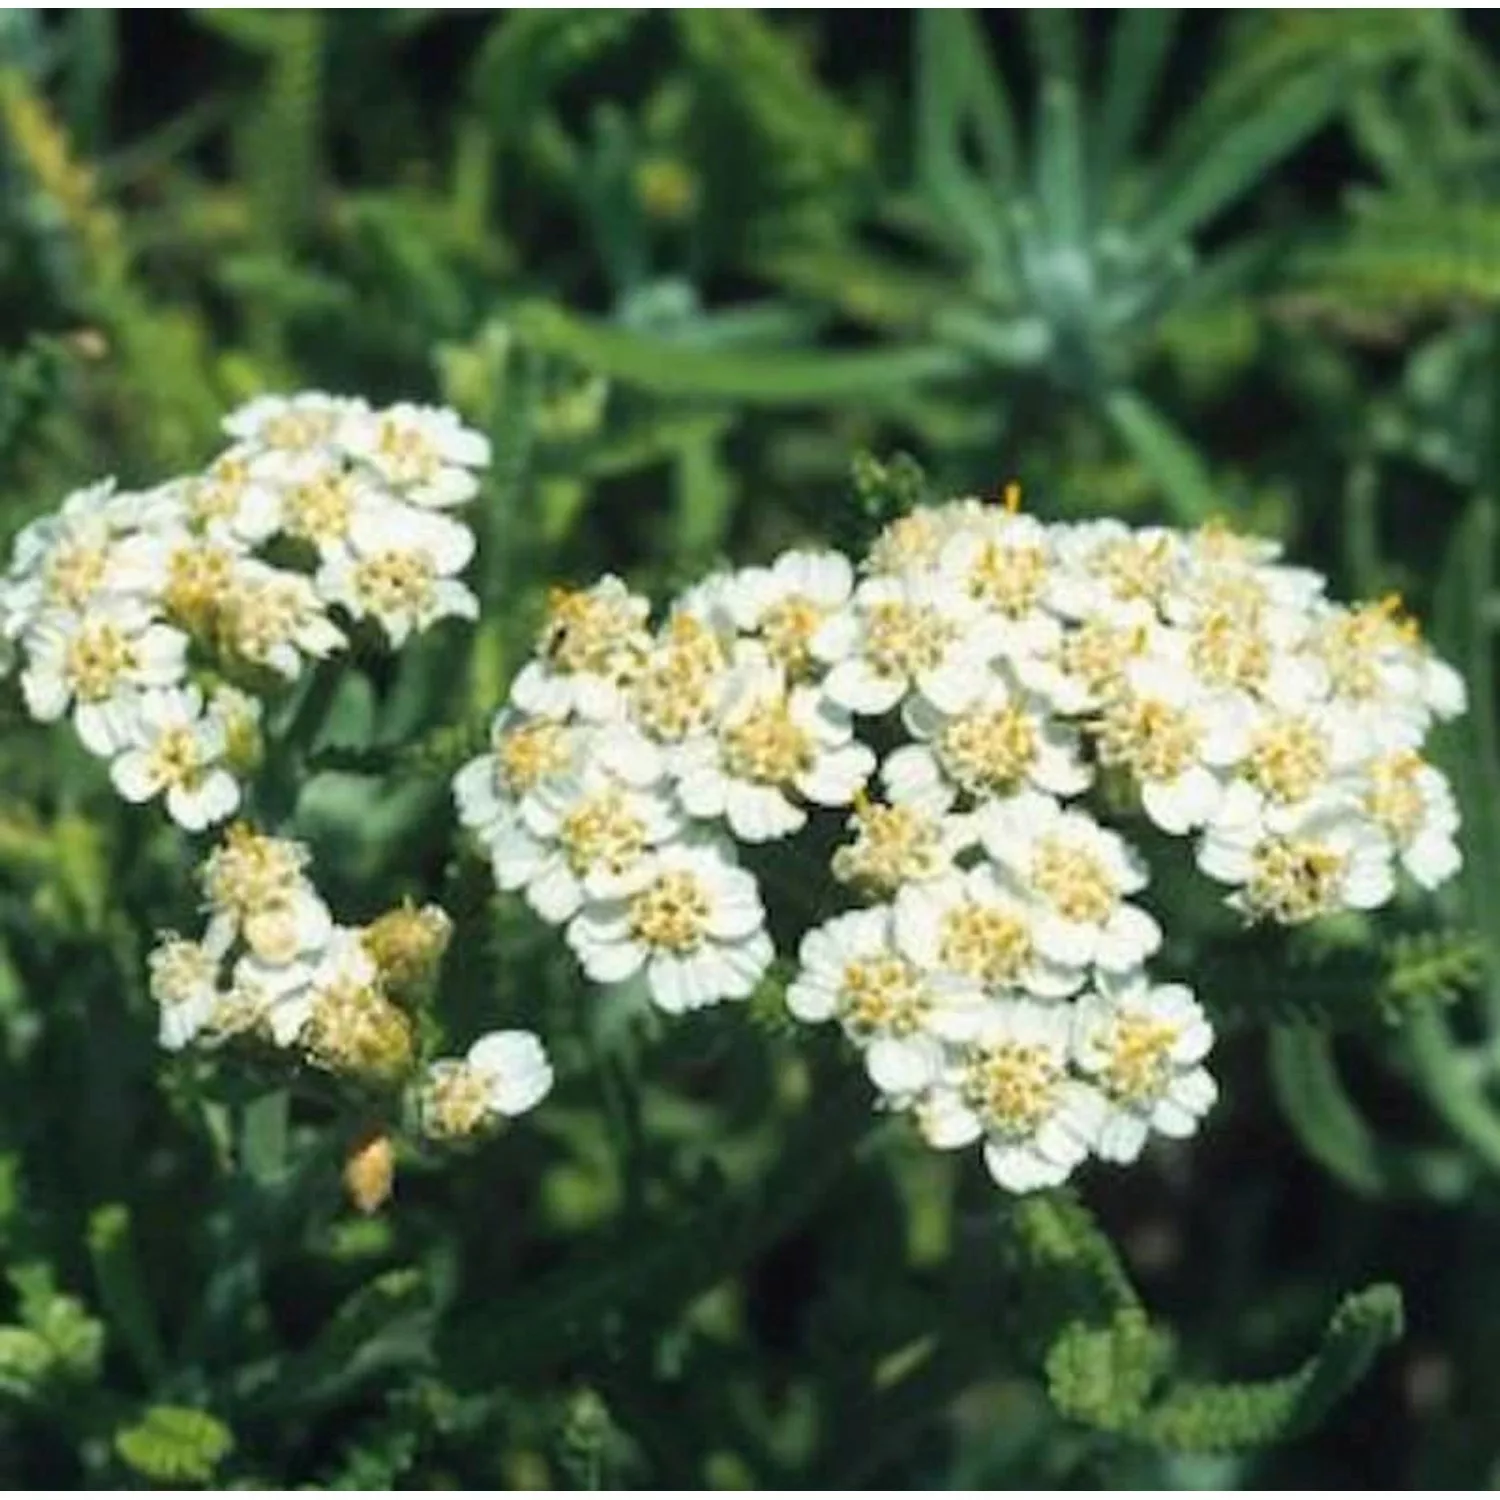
top-left (3, 9), bottom-right (1500, 1486)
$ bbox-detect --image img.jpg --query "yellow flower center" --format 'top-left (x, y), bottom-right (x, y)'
top-left (423, 1063), bottom-right (494, 1138)
top-left (759, 594), bottom-right (827, 676)
top-left (1031, 837), bottom-right (1116, 925)
top-left (1365, 750), bottom-right (1425, 843)
top-left (1245, 835), bottom-right (1347, 924)
top-left (1189, 608), bottom-right (1268, 691)
top-left (628, 870), bottom-right (712, 954)
top-left (838, 952), bottom-right (930, 1039)
top-left (1099, 1013), bottom-right (1179, 1104)
top-left (220, 579), bottom-right (307, 664)
top-left (354, 549), bottom-right (437, 620)
top-left (961, 1041), bottom-right (1061, 1136)
top-left (831, 798), bottom-right (946, 894)
top-left (496, 720), bottom-right (572, 794)
top-left (968, 539), bottom-right (1048, 617)
top-left (540, 586), bottom-right (648, 678)
top-left (305, 979), bottom-right (414, 1082)
top-left (558, 788), bottom-right (649, 877)
top-left (938, 704), bottom-right (1039, 796)
top-left (375, 416), bottom-right (439, 482)
top-left (147, 725), bottom-right (207, 791)
top-left (631, 617), bottom-right (725, 742)
top-left (187, 456), bottom-right (252, 528)
top-left (164, 541), bottom-right (236, 633)
top-left (1245, 716), bottom-right (1328, 805)
top-left (1094, 534), bottom-right (1176, 605)
top-left (939, 900), bottom-right (1033, 988)
top-left (283, 468), bottom-right (356, 545)
top-left (721, 696), bottom-right (814, 786)
top-left (1096, 694), bottom-right (1200, 783)
top-left (1317, 600), bottom-right (1417, 702)
top-left (149, 937), bottom-right (217, 1007)
top-left (264, 409), bottom-right (337, 449)
top-left (45, 541), bottom-right (108, 609)
top-left (1058, 619), bottom-right (1145, 699)
top-left (203, 825), bottom-right (305, 919)
top-left (864, 601), bottom-right (955, 680)
top-left (64, 621), bottom-right (137, 701)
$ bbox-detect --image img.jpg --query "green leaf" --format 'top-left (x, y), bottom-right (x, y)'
top-left (1103, 388), bottom-right (1221, 524)
top-left (913, 12), bottom-right (1013, 263)
top-left (114, 1405), bottom-right (234, 1485)
top-left (87, 1204), bottom-right (166, 1384)
top-left (510, 302), bottom-right (968, 405)
top-left (1096, 13), bottom-right (1180, 187)
top-left (1136, 65), bottom-right (1346, 256)
top-left (1134, 1285), bottom-right (1403, 1452)
top-left (1033, 79), bottom-right (1088, 250)
top-left (273, 1268), bottom-right (436, 1414)
top-left (1046, 1309), bottom-right (1172, 1432)
top-left (1268, 1024), bottom-right (1474, 1202)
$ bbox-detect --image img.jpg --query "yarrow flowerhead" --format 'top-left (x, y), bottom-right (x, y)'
top-left (459, 484), bottom-right (1467, 1196)
top-left (0, 390), bottom-right (489, 832)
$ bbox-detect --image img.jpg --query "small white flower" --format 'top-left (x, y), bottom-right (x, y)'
top-left (1360, 750), bottom-right (1462, 891)
top-left (1050, 520), bottom-right (1184, 624)
top-left (1198, 786), bottom-right (1394, 923)
top-left (916, 1001), bottom-right (1105, 1193)
top-left (936, 511), bottom-right (1064, 666)
top-left (339, 402), bottom-right (490, 508)
top-left (1071, 975), bottom-right (1217, 1163)
top-left (147, 932), bottom-right (226, 1050)
top-left (317, 503), bottom-right (478, 645)
top-left (787, 905), bottom-right (986, 1098)
top-left (673, 662), bottom-right (874, 842)
top-left (21, 600), bottom-right (188, 754)
top-left (883, 673), bottom-right (1090, 814)
top-left (567, 838), bottom-right (772, 1012)
top-left (420, 1030), bottom-right (554, 1138)
top-left (511, 575), bottom-right (652, 721)
top-left (179, 450), bottom-right (282, 546)
top-left (732, 549), bottom-right (854, 678)
top-left (201, 826), bottom-right (335, 973)
top-left (829, 794), bottom-right (974, 896)
top-left (893, 864), bottom-right (1083, 1000)
top-left (224, 391), bottom-right (369, 456)
top-left (110, 686), bottom-right (240, 831)
top-left (1093, 654), bottom-right (1252, 834)
top-left (454, 706), bottom-right (588, 844)
top-left (979, 791), bottom-right (1162, 972)
top-left (814, 572), bottom-right (1001, 716)
top-left (273, 449), bottom-right (388, 556)
top-left (492, 766), bottom-right (683, 924)
top-left (220, 561), bottom-right (345, 678)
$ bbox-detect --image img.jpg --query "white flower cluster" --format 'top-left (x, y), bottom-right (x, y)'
top-left (0, 392), bottom-right (488, 830)
top-left (459, 492), bottom-right (1466, 1193)
top-left (147, 823), bottom-right (553, 1137)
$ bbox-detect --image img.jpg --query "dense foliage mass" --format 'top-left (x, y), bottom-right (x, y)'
top-left (0, 11), bottom-right (1498, 1487)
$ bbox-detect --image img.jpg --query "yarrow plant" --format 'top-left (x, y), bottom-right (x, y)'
top-left (455, 488), bottom-right (1467, 1194)
top-left (0, 391), bottom-right (554, 1202)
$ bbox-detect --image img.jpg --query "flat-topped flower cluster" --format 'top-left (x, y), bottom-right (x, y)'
top-left (456, 493), bottom-right (1466, 1191)
top-left (148, 823), bottom-right (554, 1140)
top-left (0, 393), bottom-right (488, 830)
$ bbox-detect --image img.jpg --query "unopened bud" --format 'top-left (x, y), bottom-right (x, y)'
top-left (361, 902), bottom-right (453, 1006)
top-left (343, 1129), bottom-right (395, 1214)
